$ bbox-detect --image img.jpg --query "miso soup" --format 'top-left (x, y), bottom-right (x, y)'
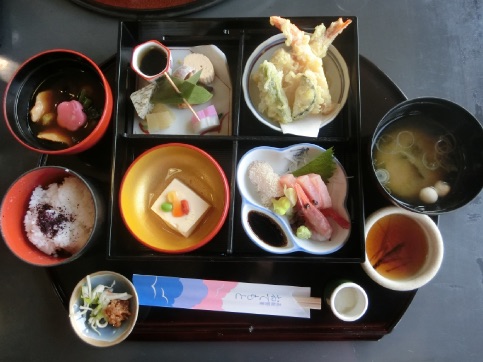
top-left (372, 115), bottom-right (458, 204)
top-left (28, 67), bottom-right (104, 150)
top-left (366, 213), bottom-right (428, 280)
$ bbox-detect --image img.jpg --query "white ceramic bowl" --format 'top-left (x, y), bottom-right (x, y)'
top-left (236, 143), bottom-right (350, 254)
top-left (242, 33), bottom-right (349, 135)
top-left (69, 271), bottom-right (139, 347)
top-left (362, 206), bottom-right (444, 291)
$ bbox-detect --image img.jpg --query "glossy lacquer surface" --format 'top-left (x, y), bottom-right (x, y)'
top-left (1, 1), bottom-right (482, 361)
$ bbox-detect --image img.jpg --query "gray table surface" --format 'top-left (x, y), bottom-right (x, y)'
top-left (1, 0), bottom-right (482, 360)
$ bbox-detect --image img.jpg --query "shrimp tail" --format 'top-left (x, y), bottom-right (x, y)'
top-left (326, 18), bottom-right (352, 42)
top-left (270, 16), bottom-right (306, 47)
top-left (310, 18), bottom-right (352, 58)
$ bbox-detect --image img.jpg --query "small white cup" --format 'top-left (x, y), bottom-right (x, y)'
top-left (131, 40), bottom-right (172, 82)
top-left (325, 281), bottom-right (368, 322)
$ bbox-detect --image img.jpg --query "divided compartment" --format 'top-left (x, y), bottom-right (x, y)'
top-left (108, 18), bottom-right (363, 261)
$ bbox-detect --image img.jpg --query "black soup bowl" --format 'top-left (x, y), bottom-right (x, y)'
top-left (370, 97), bottom-right (483, 215)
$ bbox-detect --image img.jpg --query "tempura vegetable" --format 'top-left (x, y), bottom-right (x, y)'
top-left (254, 60), bottom-right (292, 124)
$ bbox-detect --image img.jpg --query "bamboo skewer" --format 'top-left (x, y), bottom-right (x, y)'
top-left (163, 73), bottom-right (201, 122)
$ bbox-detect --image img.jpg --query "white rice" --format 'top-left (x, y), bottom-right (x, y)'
top-left (24, 176), bottom-right (95, 257)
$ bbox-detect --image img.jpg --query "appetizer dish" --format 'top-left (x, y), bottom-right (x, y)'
top-left (69, 272), bottom-right (139, 347)
top-left (74, 275), bottom-right (132, 334)
top-left (130, 45), bottom-right (232, 135)
top-left (237, 144), bottom-right (351, 254)
top-left (243, 17), bottom-right (351, 135)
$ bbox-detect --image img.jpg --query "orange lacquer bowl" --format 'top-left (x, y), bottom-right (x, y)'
top-left (1, 166), bottom-right (105, 266)
top-left (3, 49), bottom-right (113, 155)
top-left (119, 143), bottom-right (230, 253)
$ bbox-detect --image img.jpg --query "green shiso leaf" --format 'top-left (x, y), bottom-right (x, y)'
top-left (292, 147), bottom-right (337, 182)
top-left (150, 70), bottom-right (213, 105)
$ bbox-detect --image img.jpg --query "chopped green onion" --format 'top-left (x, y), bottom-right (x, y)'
top-left (72, 276), bottom-right (132, 335)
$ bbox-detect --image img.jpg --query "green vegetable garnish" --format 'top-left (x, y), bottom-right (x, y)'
top-left (292, 147), bottom-right (337, 182)
top-left (296, 225), bottom-right (312, 239)
top-left (150, 70), bottom-right (213, 105)
top-left (77, 88), bottom-right (100, 120)
top-left (284, 186), bottom-right (297, 206)
top-left (272, 196), bottom-right (292, 216)
top-left (161, 202), bottom-right (173, 212)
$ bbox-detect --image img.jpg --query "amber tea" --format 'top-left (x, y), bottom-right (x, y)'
top-left (366, 213), bottom-right (428, 280)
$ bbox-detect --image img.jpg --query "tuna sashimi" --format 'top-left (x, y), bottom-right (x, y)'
top-left (321, 207), bottom-right (350, 229)
top-left (296, 173), bottom-right (332, 209)
top-left (294, 183), bottom-right (332, 240)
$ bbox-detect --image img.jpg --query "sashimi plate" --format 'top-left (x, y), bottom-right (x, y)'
top-left (133, 44), bottom-right (232, 135)
top-left (236, 143), bottom-right (351, 254)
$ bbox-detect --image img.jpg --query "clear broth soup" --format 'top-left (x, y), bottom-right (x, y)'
top-left (28, 67), bottom-right (104, 150)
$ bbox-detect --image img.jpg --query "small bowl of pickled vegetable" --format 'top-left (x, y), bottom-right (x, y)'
top-left (3, 49), bottom-right (113, 155)
top-left (371, 97), bottom-right (483, 214)
top-left (69, 271), bottom-right (139, 347)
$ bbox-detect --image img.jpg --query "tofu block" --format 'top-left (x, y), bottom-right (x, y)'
top-left (151, 178), bottom-right (211, 237)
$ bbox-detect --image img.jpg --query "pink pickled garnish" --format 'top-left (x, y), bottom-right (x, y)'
top-left (57, 100), bottom-right (87, 131)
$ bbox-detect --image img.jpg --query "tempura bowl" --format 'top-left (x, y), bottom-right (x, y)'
top-left (0, 166), bottom-right (105, 266)
top-left (242, 33), bottom-right (349, 135)
top-left (371, 97), bottom-right (483, 215)
top-left (3, 49), bottom-right (113, 155)
top-left (119, 143), bottom-right (230, 253)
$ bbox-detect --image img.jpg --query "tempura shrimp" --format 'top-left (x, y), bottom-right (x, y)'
top-left (309, 17), bottom-right (353, 58)
top-left (268, 16), bottom-right (351, 116)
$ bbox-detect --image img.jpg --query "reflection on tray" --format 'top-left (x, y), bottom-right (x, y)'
top-left (132, 45), bottom-right (232, 136)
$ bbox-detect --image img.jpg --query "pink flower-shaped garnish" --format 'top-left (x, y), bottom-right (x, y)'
top-left (57, 100), bottom-right (87, 131)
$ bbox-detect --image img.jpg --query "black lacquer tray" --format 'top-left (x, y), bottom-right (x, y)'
top-left (110, 18), bottom-right (364, 262)
top-left (43, 18), bottom-right (421, 341)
